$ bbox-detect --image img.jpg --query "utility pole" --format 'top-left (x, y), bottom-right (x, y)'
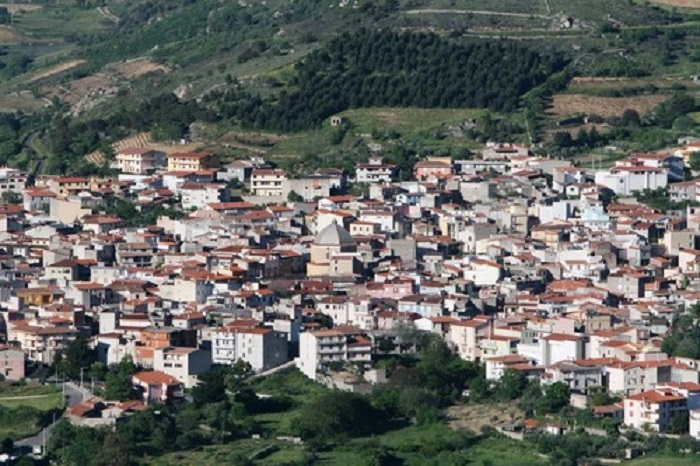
top-left (80, 367), bottom-right (84, 389)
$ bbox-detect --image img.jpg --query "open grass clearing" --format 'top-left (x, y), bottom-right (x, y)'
top-left (629, 456), bottom-right (700, 465)
top-left (12, 6), bottom-right (107, 39)
top-left (550, 93), bottom-right (668, 118)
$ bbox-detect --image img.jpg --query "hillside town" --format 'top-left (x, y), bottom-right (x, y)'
top-left (3, 135), bottom-right (700, 442)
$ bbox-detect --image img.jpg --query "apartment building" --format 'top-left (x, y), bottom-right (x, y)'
top-left (624, 387), bottom-right (687, 432)
top-left (166, 152), bottom-right (214, 172)
top-left (356, 157), bottom-right (397, 184)
top-left (115, 148), bottom-right (165, 175)
top-left (250, 169), bottom-right (287, 197)
top-left (153, 346), bottom-right (211, 388)
top-left (297, 327), bottom-right (372, 379)
top-left (212, 324), bottom-right (288, 372)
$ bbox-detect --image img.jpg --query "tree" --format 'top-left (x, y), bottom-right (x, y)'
top-left (287, 190), bottom-right (304, 203)
top-left (538, 382), bottom-right (570, 414)
top-left (104, 357), bottom-right (137, 401)
top-left (296, 391), bottom-right (380, 439)
top-left (673, 116), bottom-right (696, 132)
top-left (93, 432), bottom-right (132, 466)
top-left (90, 361), bottom-right (108, 381)
top-left (518, 380), bottom-right (543, 415)
top-left (1, 191), bottom-right (21, 204)
top-left (690, 152), bottom-right (700, 171)
top-left (552, 131), bottom-right (573, 148)
top-left (621, 109), bottom-right (641, 128)
top-left (192, 367), bottom-right (226, 405)
top-left (0, 437), bottom-right (13, 454)
top-left (668, 411), bottom-right (689, 434)
top-left (494, 369), bottom-right (526, 401)
top-left (654, 94), bottom-right (697, 128)
top-left (55, 337), bottom-right (96, 380)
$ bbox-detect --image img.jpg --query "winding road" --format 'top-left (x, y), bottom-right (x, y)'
top-left (15, 382), bottom-right (91, 454)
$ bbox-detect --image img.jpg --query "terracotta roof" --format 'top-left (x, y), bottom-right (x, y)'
top-left (133, 371), bottom-right (182, 386)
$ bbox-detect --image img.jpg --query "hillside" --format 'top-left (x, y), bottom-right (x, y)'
top-left (0, 0), bottom-right (696, 174)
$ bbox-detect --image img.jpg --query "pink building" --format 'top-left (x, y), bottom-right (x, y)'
top-left (0, 346), bottom-right (25, 380)
top-left (132, 371), bottom-right (184, 404)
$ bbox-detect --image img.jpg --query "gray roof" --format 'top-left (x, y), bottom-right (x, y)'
top-left (315, 220), bottom-right (355, 246)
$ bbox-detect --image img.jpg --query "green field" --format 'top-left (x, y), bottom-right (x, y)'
top-left (0, 383), bottom-right (64, 439)
top-left (630, 456), bottom-right (700, 465)
top-left (11, 6), bottom-right (108, 40)
top-left (268, 107), bottom-right (493, 157)
top-left (150, 426), bottom-right (546, 466)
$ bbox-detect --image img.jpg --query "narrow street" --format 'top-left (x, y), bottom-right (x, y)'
top-left (14, 382), bottom-right (92, 455)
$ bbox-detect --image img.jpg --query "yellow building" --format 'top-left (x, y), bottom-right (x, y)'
top-left (166, 152), bottom-right (214, 172)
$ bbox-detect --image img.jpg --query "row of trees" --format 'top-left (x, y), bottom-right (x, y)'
top-left (214, 29), bottom-right (567, 131)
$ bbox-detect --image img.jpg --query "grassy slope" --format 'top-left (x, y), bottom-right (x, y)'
top-left (0, 383), bottom-right (63, 438)
top-left (630, 456), bottom-right (700, 465)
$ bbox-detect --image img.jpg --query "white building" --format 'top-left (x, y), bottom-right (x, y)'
top-left (297, 327), bottom-right (372, 379)
top-left (0, 167), bottom-right (27, 196)
top-left (623, 387), bottom-right (687, 432)
top-left (691, 409), bottom-right (700, 439)
top-left (212, 325), bottom-right (288, 372)
top-left (114, 148), bottom-right (165, 175)
top-left (153, 346), bottom-right (211, 388)
top-left (355, 157), bottom-right (397, 184)
top-left (180, 183), bottom-right (227, 210)
top-left (594, 165), bottom-right (667, 196)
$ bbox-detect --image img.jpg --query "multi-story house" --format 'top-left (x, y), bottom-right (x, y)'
top-left (166, 152), bottom-right (214, 172)
top-left (132, 371), bottom-right (185, 404)
top-left (115, 148), bottom-right (165, 175)
top-left (212, 323), bottom-right (288, 372)
top-left (624, 387), bottom-right (687, 432)
top-left (250, 169), bottom-right (287, 197)
top-left (0, 167), bottom-right (27, 197)
top-left (355, 157), bottom-right (397, 184)
top-left (153, 346), bottom-right (211, 388)
top-left (0, 345), bottom-right (25, 380)
top-left (297, 326), bottom-right (372, 379)
top-left (10, 324), bottom-right (78, 365)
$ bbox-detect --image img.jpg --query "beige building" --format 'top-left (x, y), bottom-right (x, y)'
top-left (10, 324), bottom-right (78, 365)
top-left (250, 169), bottom-right (287, 197)
top-left (307, 220), bottom-right (359, 277)
top-left (115, 148), bottom-right (165, 175)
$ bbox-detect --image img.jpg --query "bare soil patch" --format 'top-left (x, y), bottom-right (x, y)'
top-left (550, 93), bottom-right (668, 118)
top-left (446, 402), bottom-right (525, 432)
top-left (0, 25), bottom-right (29, 43)
top-left (29, 59), bottom-right (86, 82)
top-left (0, 3), bottom-right (42, 13)
top-left (648, 0), bottom-right (700, 8)
top-left (105, 58), bottom-right (171, 79)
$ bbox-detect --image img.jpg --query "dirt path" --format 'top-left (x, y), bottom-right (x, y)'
top-left (28, 59), bottom-right (86, 83)
top-left (0, 394), bottom-right (52, 401)
top-left (97, 6), bottom-right (120, 24)
top-left (405, 9), bottom-right (552, 19)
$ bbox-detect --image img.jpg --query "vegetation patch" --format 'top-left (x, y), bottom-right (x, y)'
top-left (550, 93), bottom-right (669, 118)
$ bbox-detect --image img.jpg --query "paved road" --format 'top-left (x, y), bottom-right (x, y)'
top-left (15, 382), bottom-right (91, 452)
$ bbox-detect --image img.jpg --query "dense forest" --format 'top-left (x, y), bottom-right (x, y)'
top-left (211, 29), bottom-right (567, 131)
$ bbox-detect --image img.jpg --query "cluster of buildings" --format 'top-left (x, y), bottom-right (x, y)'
top-left (2, 136), bottom-right (700, 436)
